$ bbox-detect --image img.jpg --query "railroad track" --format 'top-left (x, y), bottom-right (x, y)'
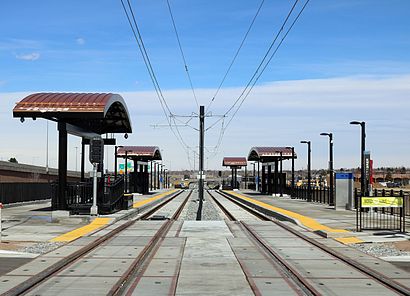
top-left (208, 190), bottom-right (410, 296)
top-left (2, 189), bottom-right (192, 296)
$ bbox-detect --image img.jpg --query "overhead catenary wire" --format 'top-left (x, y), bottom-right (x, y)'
top-left (207, 0), bottom-right (303, 132)
top-left (166, 0), bottom-right (200, 109)
top-left (205, 0), bottom-right (266, 114)
top-left (210, 0), bottom-right (310, 157)
top-left (120, 0), bottom-right (194, 168)
top-left (224, 0), bottom-right (310, 132)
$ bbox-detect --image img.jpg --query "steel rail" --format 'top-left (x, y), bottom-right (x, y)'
top-left (220, 190), bottom-right (410, 296)
top-left (1, 190), bottom-right (185, 296)
top-left (208, 190), bottom-right (320, 296)
top-left (206, 190), bottom-right (236, 221)
top-left (109, 189), bottom-right (192, 296)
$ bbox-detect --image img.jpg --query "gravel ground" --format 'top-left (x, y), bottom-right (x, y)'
top-left (351, 241), bottom-right (410, 257)
top-left (18, 242), bottom-right (65, 254)
top-left (183, 190), bottom-right (223, 221)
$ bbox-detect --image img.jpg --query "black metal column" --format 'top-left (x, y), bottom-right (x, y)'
top-left (329, 134), bottom-right (334, 206)
top-left (125, 151), bottom-right (128, 193)
top-left (114, 145), bottom-right (118, 179)
top-left (245, 165), bottom-right (247, 189)
top-left (261, 165), bottom-right (266, 194)
top-left (257, 161), bottom-right (260, 192)
top-left (274, 161), bottom-right (278, 195)
top-left (307, 142), bottom-right (312, 202)
top-left (267, 165), bottom-right (272, 195)
top-left (197, 105), bottom-right (205, 220)
top-left (81, 138), bottom-right (85, 182)
top-left (57, 121), bottom-right (68, 210)
top-left (150, 161), bottom-right (153, 191)
top-left (280, 152), bottom-right (283, 197)
top-left (154, 162), bottom-right (157, 189)
top-left (291, 147), bottom-right (295, 197)
top-left (361, 123), bottom-right (366, 196)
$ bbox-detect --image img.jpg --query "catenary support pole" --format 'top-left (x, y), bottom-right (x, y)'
top-left (197, 106), bottom-right (205, 220)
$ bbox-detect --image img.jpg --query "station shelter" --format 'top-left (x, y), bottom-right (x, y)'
top-left (222, 157), bottom-right (247, 189)
top-left (116, 146), bottom-right (162, 194)
top-left (13, 93), bottom-right (132, 213)
top-left (247, 147), bottom-right (296, 195)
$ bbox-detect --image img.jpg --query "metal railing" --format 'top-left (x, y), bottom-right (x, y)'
top-left (355, 188), bottom-right (406, 232)
top-left (285, 185), bottom-right (332, 205)
top-left (52, 174), bottom-right (127, 214)
top-left (0, 182), bottom-right (51, 204)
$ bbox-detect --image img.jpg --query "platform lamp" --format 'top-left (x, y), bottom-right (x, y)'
top-left (300, 141), bottom-right (312, 202)
top-left (320, 133), bottom-right (334, 207)
top-left (349, 121), bottom-right (366, 196)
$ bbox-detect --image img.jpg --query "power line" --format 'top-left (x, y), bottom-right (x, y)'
top-left (205, 0), bottom-right (265, 114)
top-left (207, 0), bottom-right (303, 132)
top-left (120, 0), bottom-right (194, 167)
top-left (166, 0), bottom-right (200, 109)
top-left (210, 0), bottom-right (310, 157)
top-left (224, 0), bottom-right (310, 132)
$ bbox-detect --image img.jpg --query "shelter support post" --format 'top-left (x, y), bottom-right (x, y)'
top-left (57, 121), bottom-right (68, 211)
top-left (261, 165), bottom-right (266, 194)
top-left (81, 138), bottom-right (85, 181)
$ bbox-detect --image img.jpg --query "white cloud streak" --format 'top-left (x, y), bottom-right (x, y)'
top-left (0, 75), bottom-right (409, 170)
top-left (76, 38), bottom-right (85, 45)
top-left (15, 52), bottom-right (40, 61)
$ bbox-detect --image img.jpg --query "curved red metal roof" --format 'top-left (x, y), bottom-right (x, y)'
top-left (248, 147), bottom-right (297, 162)
top-left (117, 146), bottom-right (162, 160)
top-left (222, 157), bottom-right (247, 167)
top-left (14, 93), bottom-right (112, 112)
top-left (13, 93), bottom-right (132, 134)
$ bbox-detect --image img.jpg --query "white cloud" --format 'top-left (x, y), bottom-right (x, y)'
top-left (1, 75), bottom-right (410, 170)
top-left (76, 38), bottom-right (85, 45)
top-left (15, 52), bottom-right (40, 61)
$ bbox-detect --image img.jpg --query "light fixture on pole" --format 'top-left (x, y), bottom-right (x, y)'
top-left (349, 121), bottom-right (366, 196)
top-left (320, 133), bottom-right (334, 207)
top-left (300, 141), bottom-right (312, 202)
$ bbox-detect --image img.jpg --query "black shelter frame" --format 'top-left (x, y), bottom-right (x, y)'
top-left (222, 157), bottom-right (247, 190)
top-left (116, 146), bottom-right (162, 194)
top-left (13, 93), bottom-right (132, 212)
top-left (248, 147), bottom-right (297, 195)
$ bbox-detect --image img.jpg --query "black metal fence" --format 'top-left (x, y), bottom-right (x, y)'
top-left (284, 185), bottom-right (332, 205)
top-left (55, 175), bottom-right (127, 214)
top-left (355, 188), bottom-right (406, 232)
top-left (0, 182), bottom-right (51, 204)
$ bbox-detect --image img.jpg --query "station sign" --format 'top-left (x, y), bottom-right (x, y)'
top-left (89, 138), bottom-right (104, 164)
top-left (118, 162), bottom-right (134, 174)
top-left (361, 196), bottom-right (403, 208)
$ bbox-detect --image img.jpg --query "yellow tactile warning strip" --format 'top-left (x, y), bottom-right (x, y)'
top-left (225, 191), bottom-right (364, 244)
top-left (335, 237), bottom-right (364, 244)
top-left (50, 190), bottom-right (178, 243)
top-left (51, 217), bottom-right (111, 242)
top-left (133, 189), bottom-right (178, 208)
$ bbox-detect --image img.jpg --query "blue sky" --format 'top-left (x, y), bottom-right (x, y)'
top-left (1, 0), bottom-right (410, 171)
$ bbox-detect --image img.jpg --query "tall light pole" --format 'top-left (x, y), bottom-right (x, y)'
top-left (300, 141), bottom-right (311, 202)
top-left (350, 121), bottom-right (366, 196)
top-left (320, 133), bottom-right (334, 207)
